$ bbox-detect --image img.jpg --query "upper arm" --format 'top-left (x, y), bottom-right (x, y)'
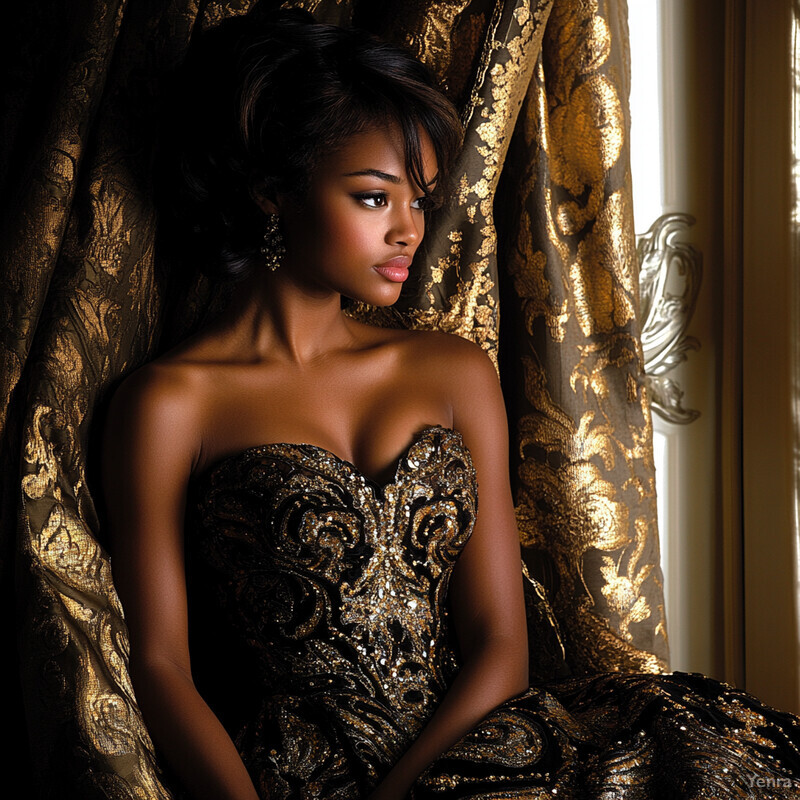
top-left (439, 338), bottom-right (528, 668)
top-left (102, 364), bottom-right (203, 676)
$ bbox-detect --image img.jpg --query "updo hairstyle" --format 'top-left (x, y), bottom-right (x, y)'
top-left (158, 7), bottom-right (463, 283)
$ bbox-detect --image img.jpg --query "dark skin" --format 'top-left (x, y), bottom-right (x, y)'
top-left (103, 123), bottom-right (529, 800)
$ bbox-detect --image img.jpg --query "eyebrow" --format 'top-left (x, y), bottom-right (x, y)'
top-left (342, 169), bottom-right (402, 184)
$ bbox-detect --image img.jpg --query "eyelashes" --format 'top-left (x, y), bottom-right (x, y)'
top-left (353, 192), bottom-right (389, 208)
top-left (412, 196), bottom-right (437, 212)
top-left (352, 192), bottom-right (436, 211)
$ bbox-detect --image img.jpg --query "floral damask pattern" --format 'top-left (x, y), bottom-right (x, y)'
top-left (500, 0), bottom-right (667, 673)
top-left (1, 0), bottom-right (667, 796)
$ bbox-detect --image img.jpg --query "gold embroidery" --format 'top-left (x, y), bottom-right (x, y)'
top-left (502, 0), bottom-right (667, 673)
top-left (4, 2), bottom-right (679, 795)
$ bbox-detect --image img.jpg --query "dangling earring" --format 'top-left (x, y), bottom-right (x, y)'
top-left (260, 213), bottom-right (285, 272)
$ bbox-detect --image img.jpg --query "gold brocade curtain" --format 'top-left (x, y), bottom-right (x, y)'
top-left (0, 0), bottom-right (668, 796)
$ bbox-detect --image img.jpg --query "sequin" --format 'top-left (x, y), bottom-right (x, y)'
top-left (187, 425), bottom-right (800, 799)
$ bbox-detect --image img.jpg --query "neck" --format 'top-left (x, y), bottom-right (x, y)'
top-left (209, 266), bottom-right (356, 366)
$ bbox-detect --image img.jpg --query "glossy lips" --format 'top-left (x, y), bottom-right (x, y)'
top-left (374, 255), bottom-right (411, 283)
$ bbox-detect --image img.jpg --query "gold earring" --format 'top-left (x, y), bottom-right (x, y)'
top-left (260, 213), bottom-right (285, 272)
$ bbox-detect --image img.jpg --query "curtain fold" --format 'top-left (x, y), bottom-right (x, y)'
top-left (498, 0), bottom-right (668, 673)
top-left (0, 0), bottom-right (667, 795)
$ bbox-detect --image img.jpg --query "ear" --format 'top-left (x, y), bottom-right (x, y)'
top-left (252, 191), bottom-right (280, 216)
top-left (249, 181), bottom-right (284, 216)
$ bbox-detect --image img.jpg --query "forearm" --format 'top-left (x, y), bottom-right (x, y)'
top-left (369, 639), bottom-right (528, 799)
top-left (131, 659), bottom-right (262, 800)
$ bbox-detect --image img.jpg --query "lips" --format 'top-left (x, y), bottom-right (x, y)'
top-left (374, 255), bottom-right (411, 283)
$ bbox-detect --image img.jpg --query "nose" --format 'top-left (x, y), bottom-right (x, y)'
top-left (387, 203), bottom-right (422, 248)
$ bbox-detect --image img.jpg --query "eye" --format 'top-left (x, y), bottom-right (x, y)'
top-left (354, 192), bottom-right (388, 208)
top-left (412, 193), bottom-right (439, 212)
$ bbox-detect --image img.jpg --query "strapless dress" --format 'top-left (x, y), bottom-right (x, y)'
top-left (186, 424), bottom-right (800, 799)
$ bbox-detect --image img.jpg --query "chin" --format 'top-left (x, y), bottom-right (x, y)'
top-left (370, 294), bottom-right (403, 309)
top-left (342, 287), bottom-right (403, 309)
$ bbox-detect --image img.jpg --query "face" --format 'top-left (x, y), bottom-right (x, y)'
top-left (273, 122), bottom-right (438, 307)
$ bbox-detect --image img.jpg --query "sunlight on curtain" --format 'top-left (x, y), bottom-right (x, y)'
top-left (628, 0), bottom-right (663, 233)
top-left (627, 0), bottom-right (671, 634)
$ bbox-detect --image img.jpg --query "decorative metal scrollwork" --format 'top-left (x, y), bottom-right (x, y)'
top-left (637, 213), bottom-right (702, 424)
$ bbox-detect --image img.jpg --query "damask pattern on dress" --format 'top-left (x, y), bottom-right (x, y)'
top-left (188, 425), bottom-right (800, 799)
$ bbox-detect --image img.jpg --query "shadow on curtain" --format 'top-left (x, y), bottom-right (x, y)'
top-left (0, 0), bottom-right (668, 795)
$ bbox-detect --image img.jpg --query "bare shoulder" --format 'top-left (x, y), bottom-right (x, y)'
top-left (104, 356), bottom-right (210, 483)
top-left (108, 358), bottom-right (201, 429)
top-left (401, 330), bottom-right (499, 414)
top-left (402, 328), bottom-right (494, 374)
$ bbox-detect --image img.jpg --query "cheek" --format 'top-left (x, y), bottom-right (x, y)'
top-left (315, 206), bottom-right (376, 259)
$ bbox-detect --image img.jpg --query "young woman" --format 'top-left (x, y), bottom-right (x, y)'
top-left (104, 10), bottom-right (528, 800)
top-left (103, 8), bottom-right (800, 800)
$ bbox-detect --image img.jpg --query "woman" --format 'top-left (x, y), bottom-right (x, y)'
top-left (104, 9), bottom-right (527, 799)
top-left (103, 8), bottom-right (800, 800)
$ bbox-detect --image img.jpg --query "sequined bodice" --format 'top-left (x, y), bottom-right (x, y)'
top-left (189, 424), bottom-right (477, 789)
top-left (186, 424), bottom-right (800, 800)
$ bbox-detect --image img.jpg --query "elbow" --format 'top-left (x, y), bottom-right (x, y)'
top-left (128, 652), bottom-right (196, 705)
top-left (463, 635), bottom-right (530, 702)
top-left (497, 663), bottom-right (530, 708)
top-left (507, 651), bottom-right (530, 699)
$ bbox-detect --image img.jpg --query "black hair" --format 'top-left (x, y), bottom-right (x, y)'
top-left (157, 7), bottom-right (463, 283)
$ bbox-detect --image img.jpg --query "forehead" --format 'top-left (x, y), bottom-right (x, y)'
top-left (313, 122), bottom-right (437, 185)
